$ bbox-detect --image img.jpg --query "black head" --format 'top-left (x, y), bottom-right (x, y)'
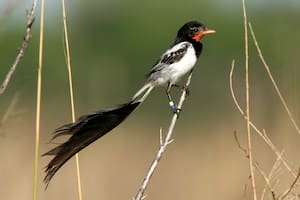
top-left (176, 21), bottom-right (216, 43)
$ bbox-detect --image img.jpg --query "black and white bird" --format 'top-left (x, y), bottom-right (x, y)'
top-left (43, 20), bottom-right (216, 186)
top-left (132, 21), bottom-right (215, 111)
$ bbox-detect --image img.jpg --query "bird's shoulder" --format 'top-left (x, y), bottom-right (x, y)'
top-left (157, 42), bottom-right (191, 65)
top-left (146, 42), bottom-right (192, 78)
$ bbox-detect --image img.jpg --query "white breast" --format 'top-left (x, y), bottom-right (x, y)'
top-left (168, 43), bottom-right (197, 84)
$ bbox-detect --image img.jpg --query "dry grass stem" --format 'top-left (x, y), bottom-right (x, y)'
top-left (230, 61), bottom-right (296, 178)
top-left (0, 0), bottom-right (37, 96)
top-left (33, 0), bottom-right (44, 199)
top-left (256, 163), bottom-right (276, 200)
top-left (235, 132), bottom-right (288, 200)
top-left (231, 59), bottom-right (300, 198)
top-left (260, 150), bottom-right (285, 200)
top-left (134, 73), bottom-right (193, 200)
top-left (280, 168), bottom-right (300, 199)
top-left (242, 0), bottom-right (257, 198)
top-left (248, 23), bottom-right (300, 136)
top-left (232, 8), bottom-right (300, 199)
top-left (61, 0), bottom-right (83, 199)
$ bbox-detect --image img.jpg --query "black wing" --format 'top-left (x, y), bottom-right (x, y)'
top-left (146, 42), bottom-right (189, 78)
top-left (43, 101), bottom-right (140, 187)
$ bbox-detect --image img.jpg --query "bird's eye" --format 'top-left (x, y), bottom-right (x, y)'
top-left (191, 26), bottom-right (200, 34)
top-left (191, 27), bottom-right (199, 33)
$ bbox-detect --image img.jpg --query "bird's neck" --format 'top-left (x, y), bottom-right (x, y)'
top-left (173, 38), bottom-right (203, 57)
top-left (191, 42), bottom-right (203, 57)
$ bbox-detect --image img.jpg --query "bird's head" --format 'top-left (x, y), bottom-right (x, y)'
top-left (177, 21), bottom-right (216, 43)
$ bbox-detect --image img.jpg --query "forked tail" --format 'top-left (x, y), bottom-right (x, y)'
top-left (43, 83), bottom-right (154, 187)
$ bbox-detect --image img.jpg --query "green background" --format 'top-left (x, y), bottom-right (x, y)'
top-left (0, 0), bottom-right (299, 199)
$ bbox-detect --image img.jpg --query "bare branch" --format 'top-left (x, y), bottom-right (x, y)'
top-left (134, 73), bottom-right (193, 200)
top-left (0, 0), bottom-right (37, 96)
top-left (159, 128), bottom-right (163, 146)
top-left (234, 131), bottom-right (248, 156)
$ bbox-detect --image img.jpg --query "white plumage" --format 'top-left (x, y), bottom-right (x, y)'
top-left (132, 41), bottom-right (197, 101)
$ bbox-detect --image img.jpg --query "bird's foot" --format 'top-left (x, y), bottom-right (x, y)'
top-left (181, 84), bottom-right (190, 96)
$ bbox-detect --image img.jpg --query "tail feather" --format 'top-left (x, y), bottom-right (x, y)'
top-left (132, 82), bottom-right (153, 102)
top-left (43, 101), bottom-right (140, 187)
top-left (43, 82), bottom-right (155, 187)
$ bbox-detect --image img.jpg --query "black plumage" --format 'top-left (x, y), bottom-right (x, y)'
top-left (43, 101), bottom-right (140, 186)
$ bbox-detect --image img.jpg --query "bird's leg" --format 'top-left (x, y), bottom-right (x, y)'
top-left (179, 68), bottom-right (193, 96)
top-left (172, 84), bottom-right (181, 90)
top-left (166, 83), bottom-right (181, 114)
top-left (181, 84), bottom-right (190, 96)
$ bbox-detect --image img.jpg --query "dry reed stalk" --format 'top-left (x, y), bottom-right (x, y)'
top-left (61, 0), bottom-right (83, 199)
top-left (34, 0), bottom-right (44, 199)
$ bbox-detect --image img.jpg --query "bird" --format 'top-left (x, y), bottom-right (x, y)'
top-left (43, 20), bottom-right (216, 187)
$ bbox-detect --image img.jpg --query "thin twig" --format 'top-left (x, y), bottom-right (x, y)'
top-left (33, 0), bottom-right (44, 199)
top-left (234, 132), bottom-right (278, 200)
top-left (234, 131), bottom-right (247, 155)
top-left (61, 0), bottom-right (83, 199)
top-left (0, 0), bottom-right (37, 96)
top-left (241, 0), bottom-right (257, 199)
top-left (257, 163), bottom-right (277, 200)
top-left (0, 92), bottom-right (20, 131)
top-left (134, 73), bottom-right (193, 200)
top-left (280, 168), bottom-right (300, 200)
top-left (260, 148), bottom-right (283, 200)
top-left (248, 23), bottom-right (300, 136)
top-left (259, 149), bottom-right (284, 200)
top-left (230, 61), bottom-right (296, 178)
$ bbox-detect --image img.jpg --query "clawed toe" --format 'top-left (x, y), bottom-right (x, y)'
top-left (173, 108), bottom-right (181, 114)
top-left (181, 84), bottom-right (190, 96)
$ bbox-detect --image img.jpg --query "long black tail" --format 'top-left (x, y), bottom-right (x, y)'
top-left (43, 100), bottom-right (140, 187)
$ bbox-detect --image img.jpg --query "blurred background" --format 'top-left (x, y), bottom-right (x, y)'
top-left (0, 0), bottom-right (300, 199)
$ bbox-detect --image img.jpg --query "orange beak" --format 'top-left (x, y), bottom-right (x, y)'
top-left (192, 28), bottom-right (216, 42)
